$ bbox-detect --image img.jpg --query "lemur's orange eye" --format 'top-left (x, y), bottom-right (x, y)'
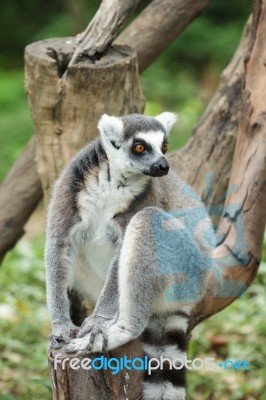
top-left (162, 143), bottom-right (168, 153)
top-left (134, 144), bottom-right (145, 153)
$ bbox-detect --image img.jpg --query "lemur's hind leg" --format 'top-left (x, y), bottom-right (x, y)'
top-left (66, 206), bottom-right (165, 354)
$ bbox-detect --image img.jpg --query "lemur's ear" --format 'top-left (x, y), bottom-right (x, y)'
top-left (98, 114), bottom-right (123, 149)
top-left (155, 112), bottom-right (177, 134)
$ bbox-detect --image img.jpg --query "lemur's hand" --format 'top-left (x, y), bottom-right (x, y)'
top-left (76, 314), bottom-right (116, 338)
top-left (65, 318), bottom-right (138, 354)
top-left (48, 321), bottom-right (79, 349)
top-left (65, 316), bottom-right (116, 354)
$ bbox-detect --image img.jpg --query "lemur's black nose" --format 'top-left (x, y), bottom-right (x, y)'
top-left (150, 157), bottom-right (169, 177)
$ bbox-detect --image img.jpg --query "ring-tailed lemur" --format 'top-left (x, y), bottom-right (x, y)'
top-left (46, 112), bottom-right (215, 400)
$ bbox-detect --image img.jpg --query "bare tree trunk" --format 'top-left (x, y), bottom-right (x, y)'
top-left (167, 17), bottom-right (252, 203)
top-left (192, 1), bottom-right (266, 323)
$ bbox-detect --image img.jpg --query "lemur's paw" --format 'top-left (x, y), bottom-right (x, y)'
top-left (84, 320), bottom-right (134, 352)
top-left (66, 325), bottom-right (107, 354)
top-left (66, 320), bottom-right (137, 353)
top-left (77, 315), bottom-right (114, 338)
top-left (49, 322), bottom-right (78, 349)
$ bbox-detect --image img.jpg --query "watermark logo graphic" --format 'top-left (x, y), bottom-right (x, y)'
top-left (152, 207), bottom-right (215, 302)
top-left (53, 354), bottom-right (250, 374)
top-left (152, 173), bottom-right (249, 302)
top-left (217, 360), bottom-right (250, 370)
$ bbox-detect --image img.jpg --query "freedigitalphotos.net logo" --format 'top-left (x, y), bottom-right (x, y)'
top-left (53, 354), bottom-right (250, 375)
top-left (152, 175), bottom-right (249, 303)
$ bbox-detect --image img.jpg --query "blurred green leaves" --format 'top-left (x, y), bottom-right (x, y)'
top-left (0, 238), bottom-right (51, 399)
top-left (0, 71), bottom-right (33, 182)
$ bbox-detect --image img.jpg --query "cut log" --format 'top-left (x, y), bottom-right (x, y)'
top-left (49, 340), bottom-right (143, 400)
top-left (25, 40), bottom-right (144, 204)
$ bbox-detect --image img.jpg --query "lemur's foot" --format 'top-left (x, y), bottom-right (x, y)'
top-left (49, 322), bottom-right (78, 350)
top-left (65, 319), bottom-right (136, 354)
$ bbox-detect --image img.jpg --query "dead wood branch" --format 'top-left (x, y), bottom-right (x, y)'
top-left (0, 137), bottom-right (42, 263)
top-left (116, 0), bottom-right (210, 72)
top-left (69, 0), bottom-right (142, 64)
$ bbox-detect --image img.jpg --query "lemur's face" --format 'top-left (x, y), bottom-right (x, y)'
top-left (127, 131), bottom-right (169, 177)
top-left (98, 112), bottom-right (177, 178)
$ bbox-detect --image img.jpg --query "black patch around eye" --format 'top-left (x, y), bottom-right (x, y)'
top-left (132, 140), bottom-right (152, 155)
top-left (111, 140), bottom-right (120, 150)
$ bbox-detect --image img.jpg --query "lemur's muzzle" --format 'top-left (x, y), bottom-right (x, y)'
top-left (150, 157), bottom-right (169, 177)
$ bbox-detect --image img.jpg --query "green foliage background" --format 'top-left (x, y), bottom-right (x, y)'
top-left (1, 1), bottom-right (266, 399)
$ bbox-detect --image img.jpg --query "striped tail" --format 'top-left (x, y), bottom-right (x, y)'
top-left (142, 311), bottom-right (190, 400)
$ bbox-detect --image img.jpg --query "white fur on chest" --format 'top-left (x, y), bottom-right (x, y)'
top-left (78, 167), bottom-right (146, 236)
top-left (71, 164), bottom-right (148, 302)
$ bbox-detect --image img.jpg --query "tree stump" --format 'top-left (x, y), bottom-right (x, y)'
top-left (24, 38), bottom-right (145, 204)
top-left (49, 340), bottom-right (143, 400)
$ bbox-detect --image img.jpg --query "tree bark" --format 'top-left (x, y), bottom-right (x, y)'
top-left (168, 17), bottom-right (253, 205)
top-left (25, 40), bottom-right (144, 205)
top-left (115, 0), bottom-right (210, 73)
top-left (0, 137), bottom-right (42, 263)
top-left (49, 340), bottom-right (143, 400)
top-left (192, 1), bottom-right (266, 324)
top-left (69, 0), bottom-right (142, 64)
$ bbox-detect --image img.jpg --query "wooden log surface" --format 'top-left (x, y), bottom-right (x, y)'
top-left (25, 40), bottom-right (144, 205)
top-left (49, 340), bottom-right (143, 400)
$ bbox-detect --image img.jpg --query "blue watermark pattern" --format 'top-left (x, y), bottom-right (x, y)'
top-left (151, 175), bottom-right (249, 302)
